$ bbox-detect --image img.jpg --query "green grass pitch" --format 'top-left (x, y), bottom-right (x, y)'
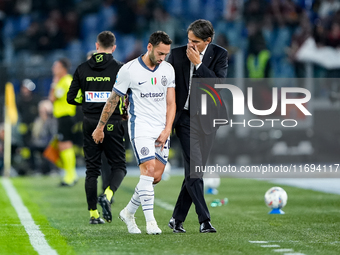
top-left (1, 175), bottom-right (339, 255)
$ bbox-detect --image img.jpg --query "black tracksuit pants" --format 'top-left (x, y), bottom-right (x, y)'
top-left (83, 115), bottom-right (126, 210)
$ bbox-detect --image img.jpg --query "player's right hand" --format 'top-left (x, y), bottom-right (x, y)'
top-left (92, 128), bottom-right (104, 144)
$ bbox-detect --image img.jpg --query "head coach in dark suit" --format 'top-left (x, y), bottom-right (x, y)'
top-left (167, 19), bottom-right (228, 233)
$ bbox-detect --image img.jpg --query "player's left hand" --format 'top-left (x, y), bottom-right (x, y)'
top-left (155, 129), bottom-right (170, 151)
top-left (92, 128), bottom-right (104, 144)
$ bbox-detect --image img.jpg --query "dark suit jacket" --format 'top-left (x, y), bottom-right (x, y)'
top-left (168, 43), bottom-right (228, 134)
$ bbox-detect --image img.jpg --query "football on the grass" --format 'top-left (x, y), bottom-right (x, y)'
top-left (264, 187), bottom-right (288, 209)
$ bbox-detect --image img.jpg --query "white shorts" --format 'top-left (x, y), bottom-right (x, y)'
top-left (131, 137), bottom-right (170, 165)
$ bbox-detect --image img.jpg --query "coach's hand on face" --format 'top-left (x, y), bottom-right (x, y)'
top-left (92, 128), bottom-right (104, 144)
top-left (186, 44), bottom-right (200, 66)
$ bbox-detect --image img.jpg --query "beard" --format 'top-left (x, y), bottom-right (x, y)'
top-left (149, 49), bottom-right (160, 66)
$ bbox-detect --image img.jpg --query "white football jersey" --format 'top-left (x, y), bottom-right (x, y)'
top-left (113, 56), bottom-right (175, 139)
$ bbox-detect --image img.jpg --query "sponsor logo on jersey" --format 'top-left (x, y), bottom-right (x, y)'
top-left (86, 77), bottom-right (111, 82)
top-left (140, 92), bottom-right (164, 98)
top-left (85, 91), bottom-right (111, 102)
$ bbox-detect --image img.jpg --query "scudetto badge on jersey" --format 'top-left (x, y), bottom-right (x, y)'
top-left (85, 91), bottom-right (111, 102)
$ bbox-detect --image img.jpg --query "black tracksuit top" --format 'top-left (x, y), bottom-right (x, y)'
top-left (67, 53), bottom-right (124, 120)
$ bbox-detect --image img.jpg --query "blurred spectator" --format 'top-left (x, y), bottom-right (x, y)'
top-left (61, 10), bottom-right (80, 44)
top-left (12, 21), bottom-right (40, 52)
top-left (313, 19), bottom-right (327, 47)
top-left (75, 0), bottom-right (101, 17)
top-left (124, 39), bottom-right (143, 63)
top-left (113, 0), bottom-right (137, 35)
top-left (287, 12), bottom-right (312, 77)
top-left (14, 0), bottom-right (32, 15)
top-left (38, 16), bottom-right (65, 51)
top-left (97, 0), bottom-right (117, 31)
top-left (29, 99), bottom-right (57, 174)
top-left (326, 21), bottom-right (340, 48)
top-left (318, 0), bottom-right (340, 19)
top-left (148, 6), bottom-right (182, 44)
top-left (246, 23), bottom-right (271, 78)
top-left (223, 0), bottom-right (244, 21)
top-left (267, 0), bottom-right (302, 30)
top-left (243, 0), bottom-right (266, 25)
top-left (16, 79), bottom-right (41, 148)
top-left (215, 33), bottom-right (237, 77)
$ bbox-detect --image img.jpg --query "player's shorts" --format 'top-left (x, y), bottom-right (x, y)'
top-left (57, 116), bottom-right (76, 142)
top-left (131, 136), bottom-right (170, 165)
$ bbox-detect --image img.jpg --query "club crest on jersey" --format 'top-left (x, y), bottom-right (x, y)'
top-left (141, 147), bottom-right (149, 156)
top-left (161, 76), bottom-right (167, 86)
top-left (85, 91), bottom-right (111, 102)
top-left (95, 54), bottom-right (103, 63)
top-left (151, 77), bottom-right (157, 85)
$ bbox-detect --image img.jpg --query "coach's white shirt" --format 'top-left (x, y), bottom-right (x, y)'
top-left (113, 55), bottom-right (175, 140)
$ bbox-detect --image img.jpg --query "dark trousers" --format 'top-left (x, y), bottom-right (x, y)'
top-left (172, 110), bottom-right (216, 223)
top-left (83, 116), bottom-right (126, 210)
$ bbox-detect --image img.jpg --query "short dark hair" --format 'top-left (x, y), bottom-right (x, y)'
top-left (58, 57), bottom-right (71, 71)
top-left (187, 19), bottom-right (214, 42)
top-left (97, 31), bottom-right (116, 49)
top-left (148, 31), bottom-right (172, 47)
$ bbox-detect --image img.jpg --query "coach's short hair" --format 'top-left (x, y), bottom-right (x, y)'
top-left (187, 19), bottom-right (214, 42)
top-left (148, 31), bottom-right (172, 47)
top-left (97, 31), bottom-right (116, 49)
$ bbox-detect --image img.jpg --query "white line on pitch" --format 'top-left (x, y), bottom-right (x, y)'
top-left (249, 241), bottom-right (269, 243)
top-left (273, 249), bottom-right (294, 252)
top-left (2, 178), bottom-right (58, 255)
top-left (154, 198), bottom-right (174, 211)
top-left (261, 244), bottom-right (281, 248)
top-left (283, 253), bottom-right (306, 255)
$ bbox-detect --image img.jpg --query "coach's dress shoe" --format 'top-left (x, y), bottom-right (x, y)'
top-left (173, 221), bottom-right (186, 233)
top-left (168, 217), bottom-right (186, 233)
top-left (199, 221), bottom-right (217, 233)
top-left (168, 217), bottom-right (175, 229)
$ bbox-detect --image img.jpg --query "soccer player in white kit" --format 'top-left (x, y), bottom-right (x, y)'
top-left (92, 31), bottom-right (176, 234)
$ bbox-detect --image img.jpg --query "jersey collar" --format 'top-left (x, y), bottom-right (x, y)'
top-left (138, 55), bottom-right (160, 72)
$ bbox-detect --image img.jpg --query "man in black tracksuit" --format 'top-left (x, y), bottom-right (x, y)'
top-left (67, 31), bottom-right (126, 224)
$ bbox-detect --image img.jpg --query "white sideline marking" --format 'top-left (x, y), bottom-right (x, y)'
top-left (273, 249), bottom-right (294, 252)
top-left (2, 178), bottom-right (58, 255)
top-left (261, 244), bottom-right (281, 248)
top-left (154, 198), bottom-right (174, 211)
top-left (283, 253), bottom-right (306, 255)
top-left (249, 241), bottom-right (268, 243)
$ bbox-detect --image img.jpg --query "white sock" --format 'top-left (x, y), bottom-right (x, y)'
top-left (126, 187), bottom-right (141, 214)
top-left (137, 175), bottom-right (155, 222)
top-left (126, 183), bottom-right (157, 215)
